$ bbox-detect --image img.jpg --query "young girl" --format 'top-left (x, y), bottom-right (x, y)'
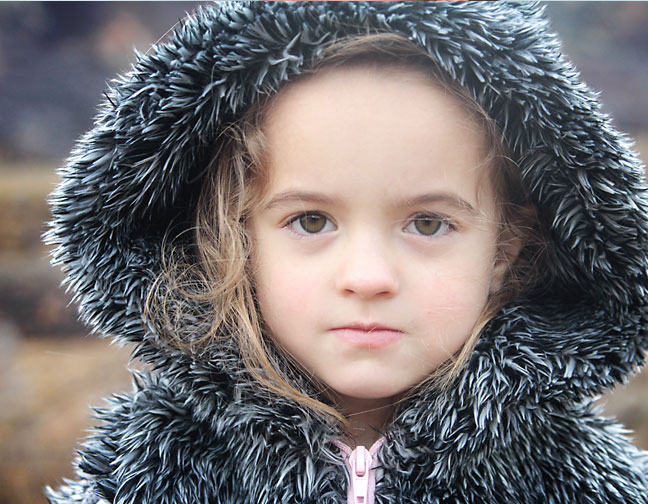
top-left (47, 2), bottom-right (648, 503)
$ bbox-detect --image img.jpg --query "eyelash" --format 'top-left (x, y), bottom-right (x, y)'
top-left (284, 212), bottom-right (454, 238)
top-left (403, 213), bottom-right (454, 237)
top-left (285, 212), bottom-right (336, 235)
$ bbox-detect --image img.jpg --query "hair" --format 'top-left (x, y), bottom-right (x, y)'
top-left (145, 33), bottom-right (548, 427)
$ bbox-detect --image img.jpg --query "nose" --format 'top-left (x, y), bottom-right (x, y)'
top-left (335, 235), bottom-right (399, 299)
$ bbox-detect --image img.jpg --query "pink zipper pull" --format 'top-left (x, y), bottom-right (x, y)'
top-left (350, 446), bottom-right (370, 503)
top-left (335, 437), bottom-right (385, 504)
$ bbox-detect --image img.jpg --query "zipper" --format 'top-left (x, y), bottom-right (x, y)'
top-left (335, 437), bottom-right (385, 504)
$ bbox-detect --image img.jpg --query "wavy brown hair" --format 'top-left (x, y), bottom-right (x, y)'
top-left (145, 33), bottom-right (547, 427)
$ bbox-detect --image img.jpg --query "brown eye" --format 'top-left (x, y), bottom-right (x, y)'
top-left (404, 214), bottom-right (450, 237)
top-left (414, 217), bottom-right (442, 235)
top-left (299, 214), bottom-right (327, 233)
top-left (287, 213), bottom-right (335, 235)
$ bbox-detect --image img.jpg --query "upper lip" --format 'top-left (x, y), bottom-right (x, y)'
top-left (331, 322), bottom-right (402, 332)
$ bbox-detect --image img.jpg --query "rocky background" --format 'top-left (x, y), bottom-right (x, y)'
top-left (0, 2), bottom-right (647, 503)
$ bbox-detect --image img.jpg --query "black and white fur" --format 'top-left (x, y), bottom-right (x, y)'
top-left (46, 2), bottom-right (648, 502)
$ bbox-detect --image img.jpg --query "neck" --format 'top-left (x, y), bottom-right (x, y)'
top-left (336, 395), bottom-right (398, 448)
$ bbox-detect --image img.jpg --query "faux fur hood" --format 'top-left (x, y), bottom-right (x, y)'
top-left (47, 2), bottom-right (648, 503)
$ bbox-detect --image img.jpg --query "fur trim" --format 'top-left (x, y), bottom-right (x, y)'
top-left (46, 2), bottom-right (648, 502)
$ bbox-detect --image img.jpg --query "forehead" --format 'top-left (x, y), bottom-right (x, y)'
top-left (266, 63), bottom-right (484, 136)
top-left (260, 65), bottom-right (493, 210)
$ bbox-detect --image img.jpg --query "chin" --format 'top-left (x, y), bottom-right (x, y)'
top-left (330, 381), bottom-right (413, 402)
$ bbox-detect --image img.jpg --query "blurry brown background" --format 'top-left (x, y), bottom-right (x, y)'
top-left (1, 2), bottom-right (647, 503)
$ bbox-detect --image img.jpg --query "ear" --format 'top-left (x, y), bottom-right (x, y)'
top-left (489, 205), bottom-right (535, 294)
top-left (490, 231), bottom-right (523, 293)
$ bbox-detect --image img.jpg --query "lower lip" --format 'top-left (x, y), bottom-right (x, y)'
top-left (332, 328), bottom-right (403, 348)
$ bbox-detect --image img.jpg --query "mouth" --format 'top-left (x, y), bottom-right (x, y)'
top-left (330, 323), bottom-right (404, 348)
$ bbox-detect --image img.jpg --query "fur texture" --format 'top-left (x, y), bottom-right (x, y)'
top-left (46, 2), bottom-right (648, 502)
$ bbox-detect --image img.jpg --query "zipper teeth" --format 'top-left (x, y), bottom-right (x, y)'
top-left (335, 437), bottom-right (386, 455)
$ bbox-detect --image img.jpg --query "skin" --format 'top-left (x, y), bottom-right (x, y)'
top-left (248, 65), bottom-right (510, 447)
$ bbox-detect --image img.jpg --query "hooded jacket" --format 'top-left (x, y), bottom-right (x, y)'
top-left (46, 2), bottom-right (648, 503)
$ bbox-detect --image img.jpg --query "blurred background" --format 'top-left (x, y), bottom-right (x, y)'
top-left (0, 2), bottom-right (647, 503)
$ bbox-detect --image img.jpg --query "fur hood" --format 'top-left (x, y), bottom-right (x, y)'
top-left (47, 2), bottom-right (648, 503)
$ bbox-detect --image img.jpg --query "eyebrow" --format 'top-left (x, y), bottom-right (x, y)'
top-left (400, 193), bottom-right (476, 214)
top-left (262, 190), bottom-right (476, 214)
top-left (262, 191), bottom-right (340, 211)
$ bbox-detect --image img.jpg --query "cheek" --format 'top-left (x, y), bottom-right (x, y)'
top-left (416, 269), bottom-right (492, 341)
top-left (253, 256), bottom-right (317, 328)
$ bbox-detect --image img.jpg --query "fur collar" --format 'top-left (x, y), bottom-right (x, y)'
top-left (46, 2), bottom-right (648, 502)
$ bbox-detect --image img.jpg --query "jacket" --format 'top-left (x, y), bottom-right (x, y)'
top-left (46, 2), bottom-right (648, 502)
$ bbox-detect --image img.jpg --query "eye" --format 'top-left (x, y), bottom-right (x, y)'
top-left (403, 214), bottom-right (451, 237)
top-left (286, 212), bottom-right (336, 235)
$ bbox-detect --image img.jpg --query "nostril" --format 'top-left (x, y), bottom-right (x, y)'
top-left (335, 241), bottom-right (399, 298)
top-left (336, 270), bottom-right (399, 299)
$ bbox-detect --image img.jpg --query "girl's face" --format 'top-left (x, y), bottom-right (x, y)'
top-left (249, 66), bottom-right (508, 414)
